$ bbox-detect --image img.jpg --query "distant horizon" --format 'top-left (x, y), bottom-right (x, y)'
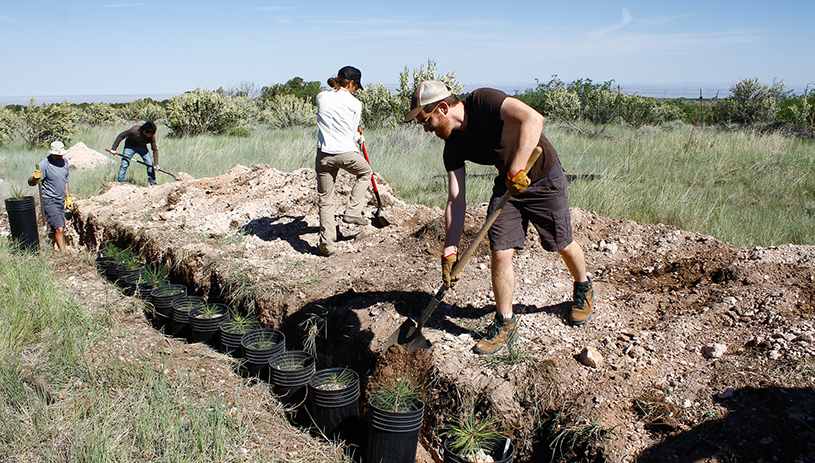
top-left (0, 82), bottom-right (744, 106)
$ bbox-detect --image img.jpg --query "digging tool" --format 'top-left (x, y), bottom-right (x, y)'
top-left (385, 146), bottom-right (542, 352)
top-left (105, 149), bottom-right (179, 181)
top-left (358, 127), bottom-right (390, 228)
top-left (35, 163), bottom-right (46, 228)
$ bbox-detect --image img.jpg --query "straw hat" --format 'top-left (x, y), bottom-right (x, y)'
top-left (48, 141), bottom-right (67, 156)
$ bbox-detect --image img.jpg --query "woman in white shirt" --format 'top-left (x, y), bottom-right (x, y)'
top-left (314, 66), bottom-right (372, 256)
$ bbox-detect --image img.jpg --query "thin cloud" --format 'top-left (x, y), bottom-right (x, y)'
top-left (98, 3), bottom-right (148, 7)
top-left (587, 8), bottom-right (633, 40)
top-left (251, 6), bottom-right (293, 11)
top-left (0, 15), bottom-right (13, 22)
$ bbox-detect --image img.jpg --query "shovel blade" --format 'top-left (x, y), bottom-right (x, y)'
top-left (384, 318), bottom-right (432, 352)
top-left (370, 215), bottom-right (390, 229)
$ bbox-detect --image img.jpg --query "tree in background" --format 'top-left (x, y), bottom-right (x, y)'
top-left (260, 77), bottom-right (322, 106)
top-left (19, 98), bottom-right (76, 148)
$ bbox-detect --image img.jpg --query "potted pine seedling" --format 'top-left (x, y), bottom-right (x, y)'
top-left (170, 295), bottom-right (205, 342)
top-left (4, 186), bottom-right (39, 253)
top-left (149, 283), bottom-right (187, 332)
top-left (442, 409), bottom-right (513, 463)
top-left (308, 367), bottom-right (361, 440)
top-left (367, 376), bottom-right (425, 463)
top-left (136, 263), bottom-right (170, 299)
top-left (219, 311), bottom-right (260, 358)
top-left (189, 302), bottom-right (230, 347)
top-left (241, 327), bottom-right (285, 378)
top-left (268, 350), bottom-right (316, 415)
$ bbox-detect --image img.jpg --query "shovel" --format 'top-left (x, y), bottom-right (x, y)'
top-left (358, 128), bottom-right (390, 228)
top-left (35, 163), bottom-right (46, 228)
top-left (105, 149), bottom-right (180, 181)
top-left (385, 146), bottom-right (542, 352)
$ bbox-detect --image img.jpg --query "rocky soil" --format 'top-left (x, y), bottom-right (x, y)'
top-left (7, 160), bottom-right (814, 463)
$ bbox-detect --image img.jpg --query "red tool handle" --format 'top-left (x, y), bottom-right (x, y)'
top-left (358, 127), bottom-right (380, 193)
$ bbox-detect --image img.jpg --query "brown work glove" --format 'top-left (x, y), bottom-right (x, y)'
top-left (505, 169), bottom-right (530, 196)
top-left (441, 252), bottom-right (459, 288)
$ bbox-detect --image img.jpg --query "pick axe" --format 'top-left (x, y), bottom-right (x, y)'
top-left (105, 149), bottom-right (179, 181)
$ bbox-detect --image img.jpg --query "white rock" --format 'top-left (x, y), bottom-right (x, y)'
top-left (702, 343), bottom-right (727, 358)
top-left (717, 387), bottom-right (734, 399)
top-left (579, 346), bottom-right (604, 368)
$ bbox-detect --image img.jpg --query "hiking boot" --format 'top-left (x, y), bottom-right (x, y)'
top-left (569, 278), bottom-right (593, 326)
top-left (316, 243), bottom-right (335, 257)
top-left (473, 314), bottom-right (519, 355)
top-left (342, 215), bottom-right (370, 226)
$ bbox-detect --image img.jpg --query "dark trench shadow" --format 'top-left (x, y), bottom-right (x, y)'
top-left (241, 215), bottom-right (318, 253)
top-left (636, 386), bottom-right (815, 463)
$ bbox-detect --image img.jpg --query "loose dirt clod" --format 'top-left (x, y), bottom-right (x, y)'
top-left (7, 165), bottom-right (812, 462)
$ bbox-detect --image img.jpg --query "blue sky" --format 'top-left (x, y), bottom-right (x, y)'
top-left (1, 1), bottom-right (813, 101)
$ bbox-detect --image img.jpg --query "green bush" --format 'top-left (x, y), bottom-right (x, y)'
top-left (396, 60), bottom-right (464, 116)
top-left (260, 94), bottom-right (316, 129)
top-left (778, 87), bottom-right (814, 129)
top-left (166, 89), bottom-right (255, 136)
top-left (355, 83), bottom-right (402, 128)
top-left (717, 77), bottom-right (789, 125)
top-left (260, 77), bottom-right (322, 106)
top-left (120, 98), bottom-right (167, 123)
top-left (517, 76), bottom-right (682, 126)
top-left (77, 102), bottom-right (122, 127)
top-left (0, 106), bottom-right (18, 147)
top-left (19, 98), bottom-right (76, 148)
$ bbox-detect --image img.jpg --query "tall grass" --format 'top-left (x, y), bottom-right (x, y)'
top-left (0, 241), bottom-right (344, 462)
top-left (2, 121), bottom-right (813, 246)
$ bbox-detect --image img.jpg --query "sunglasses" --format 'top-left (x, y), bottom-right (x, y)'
top-left (416, 102), bottom-right (441, 126)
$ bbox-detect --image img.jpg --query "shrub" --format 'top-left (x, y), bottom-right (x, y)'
top-left (165, 88), bottom-right (255, 136)
top-left (517, 76), bottom-right (582, 122)
top-left (19, 98), bottom-right (76, 148)
top-left (77, 102), bottom-right (122, 127)
top-left (261, 77), bottom-right (322, 106)
top-left (260, 94), bottom-right (316, 129)
top-left (718, 77), bottom-right (790, 125)
top-left (355, 83), bottom-right (402, 128)
top-left (0, 106), bottom-right (18, 146)
top-left (396, 60), bottom-right (464, 116)
top-left (778, 86), bottom-right (815, 129)
top-left (120, 98), bottom-right (167, 123)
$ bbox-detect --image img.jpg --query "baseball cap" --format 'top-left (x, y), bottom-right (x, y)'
top-left (338, 66), bottom-right (363, 90)
top-left (403, 81), bottom-right (452, 123)
top-left (48, 141), bottom-right (67, 156)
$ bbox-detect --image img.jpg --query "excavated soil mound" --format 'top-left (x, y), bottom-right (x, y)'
top-left (64, 142), bottom-right (113, 170)
top-left (29, 165), bottom-right (815, 462)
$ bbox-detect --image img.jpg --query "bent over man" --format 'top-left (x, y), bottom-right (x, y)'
top-left (404, 81), bottom-right (594, 355)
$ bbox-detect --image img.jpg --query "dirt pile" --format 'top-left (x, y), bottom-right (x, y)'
top-left (64, 142), bottom-right (113, 170)
top-left (32, 165), bottom-right (815, 462)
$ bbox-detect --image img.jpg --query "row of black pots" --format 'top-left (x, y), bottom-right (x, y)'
top-left (92, 247), bottom-right (511, 462)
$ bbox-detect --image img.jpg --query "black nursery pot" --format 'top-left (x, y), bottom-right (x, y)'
top-left (308, 368), bottom-right (360, 441)
top-left (188, 303), bottom-right (230, 348)
top-left (171, 295), bottom-right (204, 342)
top-left (149, 284), bottom-right (187, 332)
top-left (443, 438), bottom-right (515, 463)
top-left (268, 350), bottom-right (316, 405)
top-left (367, 398), bottom-right (425, 463)
top-left (5, 196), bottom-right (39, 253)
top-left (240, 328), bottom-right (285, 379)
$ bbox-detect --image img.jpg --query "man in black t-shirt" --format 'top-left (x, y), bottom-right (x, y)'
top-left (404, 81), bottom-right (593, 355)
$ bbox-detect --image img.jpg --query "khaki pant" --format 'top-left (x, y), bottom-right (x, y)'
top-left (316, 149), bottom-right (372, 249)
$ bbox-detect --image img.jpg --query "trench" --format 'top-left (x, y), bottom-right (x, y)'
top-left (75, 215), bottom-right (598, 463)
